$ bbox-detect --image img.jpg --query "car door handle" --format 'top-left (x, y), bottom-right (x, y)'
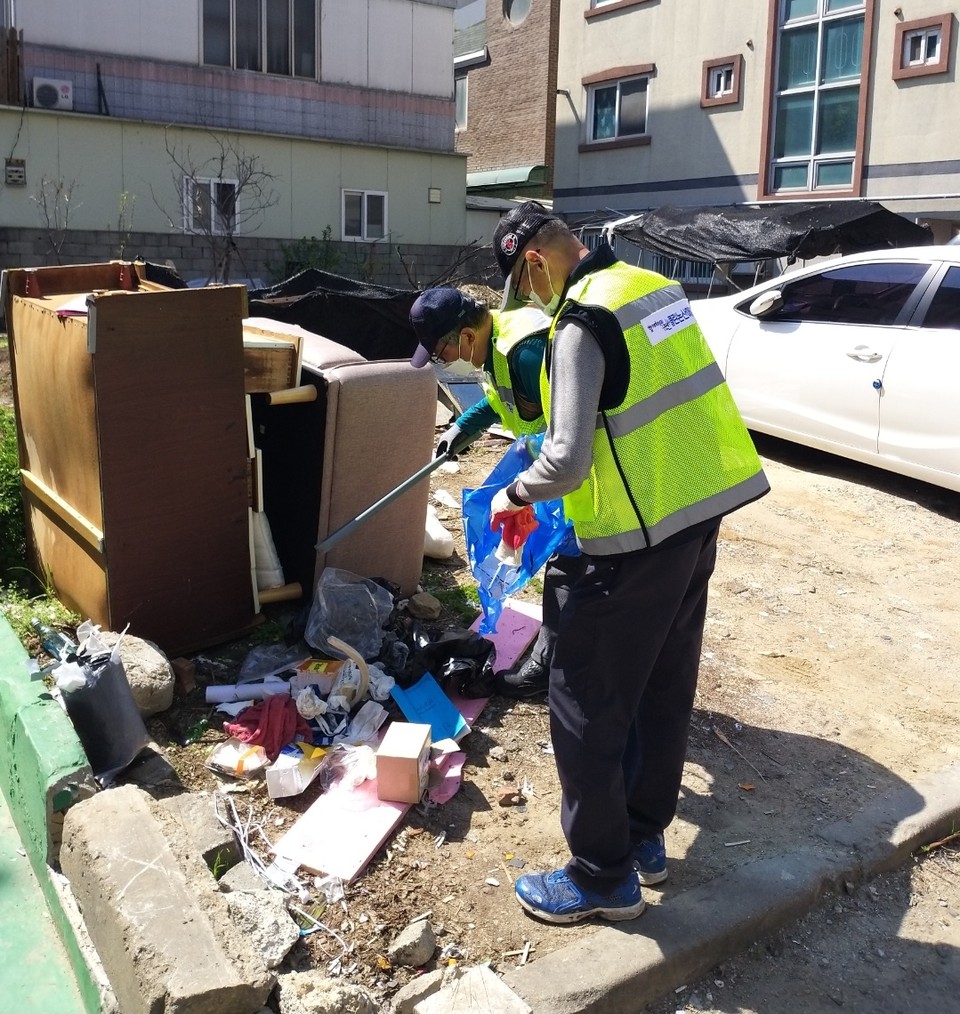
top-left (845, 346), bottom-right (883, 362)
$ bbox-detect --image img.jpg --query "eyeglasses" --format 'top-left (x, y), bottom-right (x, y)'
top-left (511, 253), bottom-right (539, 304)
top-left (429, 332), bottom-right (460, 366)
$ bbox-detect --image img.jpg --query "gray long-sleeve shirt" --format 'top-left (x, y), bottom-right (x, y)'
top-left (514, 318), bottom-right (603, 504)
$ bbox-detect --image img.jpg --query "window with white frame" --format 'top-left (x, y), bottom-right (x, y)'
top-left (455, 75), bottom-right (468, 131)
top-left (893, 14), bottom-right (952, 80)
top-left (202, 0), bottom-right (317, 78)
top-left (904, 26), bottom-right (940, 66)
top-left (342, 190), bottom-right (387, 242)
top-left (701, 54), bottom-right (742, 108)
top-left (770, 0), bottom-right (865, 194)
top-left (710, 65), bottom-right (734, 97)
top-left (183, 177), bottom-right (238, 235)
top-left (587, 74), bottom-right (648, 142)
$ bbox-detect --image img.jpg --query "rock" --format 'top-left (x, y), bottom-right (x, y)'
top-left (98, 630), bottom-right (175, 717)
top-left (407, 592), bottom-right (443, 620)
top-left (414, 964), bottom-right (532, 1013)
top-left (275, 970), bottom-right (379, 1014)
top-left (390, 968), bottom-right (445, 1013)
top-left (497, 787), bottom-right (526, 807)
top-left (226, 890), bottom-right (301, 969)
top-left (219, 860), bottom-right (265, 893)
top-left (388, 919), bottom-right (437, 968)
top-left (489, 745), bottom-right (508, 762)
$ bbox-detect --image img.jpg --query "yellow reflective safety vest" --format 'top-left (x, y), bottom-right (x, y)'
top-left (480, 306), bottom-right (550, 436)
top-left (540, 261), bottom-right (769, 554)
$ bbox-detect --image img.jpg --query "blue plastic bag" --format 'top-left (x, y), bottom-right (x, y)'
top-left (462, 434), bottom-right (578, 634)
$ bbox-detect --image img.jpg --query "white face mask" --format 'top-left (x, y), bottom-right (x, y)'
top-left (443, 357), bottom-right (478, 378)
top-left (442, 333), bottom-right (479, 377)
top-left (527, 259), bottom-right (561, 316)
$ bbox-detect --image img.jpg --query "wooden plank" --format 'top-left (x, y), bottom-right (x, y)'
top-left (20, 469), bottom-right (104, 553)
top-left (4, 263), bottom-right (128, 299)
top-left (9, 298), bottom-right (104, 528)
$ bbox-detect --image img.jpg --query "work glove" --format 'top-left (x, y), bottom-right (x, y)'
top-left (436, 424), bottom-right (478, 459)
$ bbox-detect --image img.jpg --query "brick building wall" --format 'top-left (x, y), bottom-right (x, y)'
top-left (456, 0), bottom-right (559, 190)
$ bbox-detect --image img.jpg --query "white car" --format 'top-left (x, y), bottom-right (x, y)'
top-left (690, 245), bottom-right (960, 493)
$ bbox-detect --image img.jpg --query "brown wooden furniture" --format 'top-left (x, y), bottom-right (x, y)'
top-left (4, 262), bottom-right (258, 655)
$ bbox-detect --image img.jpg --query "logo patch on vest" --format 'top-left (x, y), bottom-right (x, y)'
top-left (641, 299), bottom-right (694, 345)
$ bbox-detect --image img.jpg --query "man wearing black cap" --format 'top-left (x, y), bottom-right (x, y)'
top-left (487, 201), bottom-right (770, 924)
top-left (409, 286), bottom-right (573, 698)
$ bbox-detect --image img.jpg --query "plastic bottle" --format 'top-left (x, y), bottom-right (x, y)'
top-left (30, 620), bottom-right (78, 662)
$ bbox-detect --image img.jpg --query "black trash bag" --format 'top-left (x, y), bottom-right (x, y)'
top-left (60, 649), bottom-right (152, 787)
top-left (409, 629), bottom-right (497, 699)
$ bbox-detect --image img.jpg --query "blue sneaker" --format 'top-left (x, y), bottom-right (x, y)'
top-left (515, 868), bottom-right (645, 924)
top-left (632, 833), bottom-right (667, 885)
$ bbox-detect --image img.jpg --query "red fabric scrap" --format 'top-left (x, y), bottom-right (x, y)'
top-left (491, 505), bottom-right (538, 551)
top-left (223, 693), bottom-right (313, 762)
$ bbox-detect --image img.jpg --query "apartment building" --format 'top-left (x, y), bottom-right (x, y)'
top-left (552, 0), bottom-right (959, 245)
top-left (454, 0), bottom-right (560, 200)
top-left (0, 0), bottom-right (476, 285)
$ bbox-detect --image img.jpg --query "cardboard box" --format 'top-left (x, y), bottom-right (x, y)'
top-left (376, 722), bottom-right (431, 804)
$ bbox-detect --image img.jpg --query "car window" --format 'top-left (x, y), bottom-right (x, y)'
top-left (756, 262), bottom-right (929, 325)
top-left (921, 266), bottom-right (960, 328)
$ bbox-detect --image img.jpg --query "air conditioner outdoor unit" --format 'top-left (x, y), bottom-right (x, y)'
top-left (32, 77), bottom-right (74, 111)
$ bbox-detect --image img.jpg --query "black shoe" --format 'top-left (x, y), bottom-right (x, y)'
top-left (493, 657), bottom-right (549, 698)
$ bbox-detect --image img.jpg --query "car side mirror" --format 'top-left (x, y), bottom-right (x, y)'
top-left (749, 290), bottom-right (783, 317)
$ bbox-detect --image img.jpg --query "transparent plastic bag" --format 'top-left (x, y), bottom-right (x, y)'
top-left (462, 434), bottom-right (579, 634)
top-left (304, 567), bottom-right (395, 660)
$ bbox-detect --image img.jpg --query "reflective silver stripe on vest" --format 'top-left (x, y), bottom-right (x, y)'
top-left (576, 470), bottom-right (771, 555)
top-left (604, 362), bottom-right (726, 439)
top-left (494, 381), bottom-right (517, 410)
top-left (613, 283), bottom-right (687, 334)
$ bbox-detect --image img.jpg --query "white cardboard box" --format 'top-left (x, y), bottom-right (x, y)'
top-left (375, 722), bottom-right (431, 803)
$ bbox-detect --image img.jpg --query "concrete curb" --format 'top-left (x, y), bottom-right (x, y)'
top-left (0, 616), bottom-right (106, 1014)
top-left (502, 762), bottom-right (960, 1013)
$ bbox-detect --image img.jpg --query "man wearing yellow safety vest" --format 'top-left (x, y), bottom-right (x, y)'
top-left (488, 201), bottom-right (770, 924)
top-left (409, 286), bottom-right (580, 698)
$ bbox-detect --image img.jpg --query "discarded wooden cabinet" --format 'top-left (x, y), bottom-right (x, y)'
top-left (4, 262), bottom-right (258, 654)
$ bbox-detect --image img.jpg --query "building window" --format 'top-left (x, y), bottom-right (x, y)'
top-left (701, 55), bottom-right (743, 108)
top-left (587, 74), bottom-right (649, 142)
top-left (503, 0), bottom-right (531, 26)
top-left (769, 0), bottom-right (865, 195)
top-left (893, 14), bottom-right (952, 80)
top-left (342, 190), bottom-right (387, 241)
top-left (455, 74), bottom-right (468, 131)
top-left (202, 0), bottom-right (316, 78)
top-left (183, 177), bottom-right (238, 235)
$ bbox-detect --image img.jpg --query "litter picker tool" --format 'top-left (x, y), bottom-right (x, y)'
top-left (314, 431), bottom-right (477, 556)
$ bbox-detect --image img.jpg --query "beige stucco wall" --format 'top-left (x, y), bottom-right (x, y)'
top-left (0, 108), bottom-right (470, 246)
top-left (554, 0), bottom-right (960, 221)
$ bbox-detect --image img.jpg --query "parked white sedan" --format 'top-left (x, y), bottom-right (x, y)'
top-left (691, 246), bottom-right (960, 493)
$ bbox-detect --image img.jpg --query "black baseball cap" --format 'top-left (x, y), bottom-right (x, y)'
top-left (409, 287), bottom-right (476, 368)
top-left (493, 201), bottom-right (560, 279)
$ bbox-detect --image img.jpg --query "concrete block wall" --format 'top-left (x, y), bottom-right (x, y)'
top-left (0, 227), bottom-right (498, 292)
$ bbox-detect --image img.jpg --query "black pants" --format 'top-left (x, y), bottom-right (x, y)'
top-left (549, 523), bottom-right (720, 888)
top-left (529, 552), bottom-right (587, 667)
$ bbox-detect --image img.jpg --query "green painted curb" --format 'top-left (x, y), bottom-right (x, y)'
top-left (0, 615), bottom-right (103, 1013)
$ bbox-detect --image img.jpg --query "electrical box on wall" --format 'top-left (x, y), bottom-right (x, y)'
top-left (5, 159), bottom-right (25, 186)
top-left (31, 78), bottom-right (73, 110)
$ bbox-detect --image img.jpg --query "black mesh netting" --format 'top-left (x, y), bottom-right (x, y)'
top-left (611, 201), bottom-right (933, 265)
top-left (249, 269), bottom-right (420, 361)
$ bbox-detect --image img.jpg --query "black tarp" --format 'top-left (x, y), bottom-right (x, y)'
top-left (610, 201), bottom-right (933, 265)
top-left (248, 269), bottom-right (419, 361)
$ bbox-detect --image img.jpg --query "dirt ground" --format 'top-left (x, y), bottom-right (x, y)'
top-left (4, 342), bottom-right (960, 1010)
